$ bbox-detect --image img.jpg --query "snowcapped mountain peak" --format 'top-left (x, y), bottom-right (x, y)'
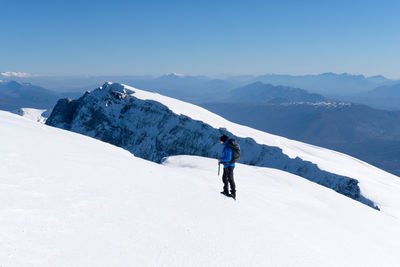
top-left (163, 72), bottom-right (185, 78)
top-left (170, 72), bottom-right (185, 76)
top-left (100, 81), bottom-right (124, 91)
top-left (102, 81), bottom-right (113, 87)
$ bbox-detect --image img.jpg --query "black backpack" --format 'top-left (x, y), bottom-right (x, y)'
top-left (226, 139), bottom-right (241, 164)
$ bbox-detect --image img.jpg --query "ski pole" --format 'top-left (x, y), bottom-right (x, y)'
top-left (218, 163), bottom-right (220, 176)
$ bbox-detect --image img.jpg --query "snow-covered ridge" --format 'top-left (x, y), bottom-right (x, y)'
top-left (46, 82), bottom-right (400, 217)
top-left (2, 110), bottom-right (400, 266)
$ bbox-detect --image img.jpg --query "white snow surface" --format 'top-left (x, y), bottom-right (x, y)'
top-left (1, 110), bottom-right (400, 266)
top-left (117, 83), bottom-right (400, 218)
top-left (12, 108), bottom-right (47, 123)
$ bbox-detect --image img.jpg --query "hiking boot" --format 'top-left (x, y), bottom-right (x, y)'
top-left (230, 190), bottom-right (236, 199)
top-left (220, 190), bottom-right (230, 196)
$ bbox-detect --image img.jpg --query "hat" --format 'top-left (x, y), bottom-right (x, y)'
top-left (220, 134), bottom-right (228, 142)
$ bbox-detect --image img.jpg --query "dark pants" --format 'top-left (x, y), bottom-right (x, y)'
top-left (222, 166), bottom-right (236, 193)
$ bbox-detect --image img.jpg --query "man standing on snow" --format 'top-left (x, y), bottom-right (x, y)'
top-left (218, 134), bottom-right (237, 199)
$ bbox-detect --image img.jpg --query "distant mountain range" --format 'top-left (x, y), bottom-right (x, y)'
top-left (226, 82), bottom-right (325, 103)
top-left (250, 72), bottom-right (395, 96)
top-left (122, 73), bottom-right (235, 103)
top-left (0, 80), bottom-right (81, 111)
top-left (130, 73), bottom-right (398, 109)
top-left (2, 72), bottom-right (399, 109)
top-left (338, 83), bottom-right (400, 110)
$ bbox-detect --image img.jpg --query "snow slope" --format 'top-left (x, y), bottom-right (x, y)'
top-left (12, 108), bottom-right (47, 123)
top-left (1, 110), bottom-right (400, 266)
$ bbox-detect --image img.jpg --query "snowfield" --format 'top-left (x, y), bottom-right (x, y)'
top-left (12, 108), bottom-right (47, 123)
top-left (1, 110), bottom-right (400, 266)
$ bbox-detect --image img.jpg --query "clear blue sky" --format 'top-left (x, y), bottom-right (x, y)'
top-left (1, 0), bottom-right (399, 78)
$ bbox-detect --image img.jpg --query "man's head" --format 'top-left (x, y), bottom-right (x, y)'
top-left (220, 134), bottom-right (228, 144)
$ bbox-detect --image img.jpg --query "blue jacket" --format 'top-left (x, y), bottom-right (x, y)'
top-left (220, 139), bottom-right (235, 168)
